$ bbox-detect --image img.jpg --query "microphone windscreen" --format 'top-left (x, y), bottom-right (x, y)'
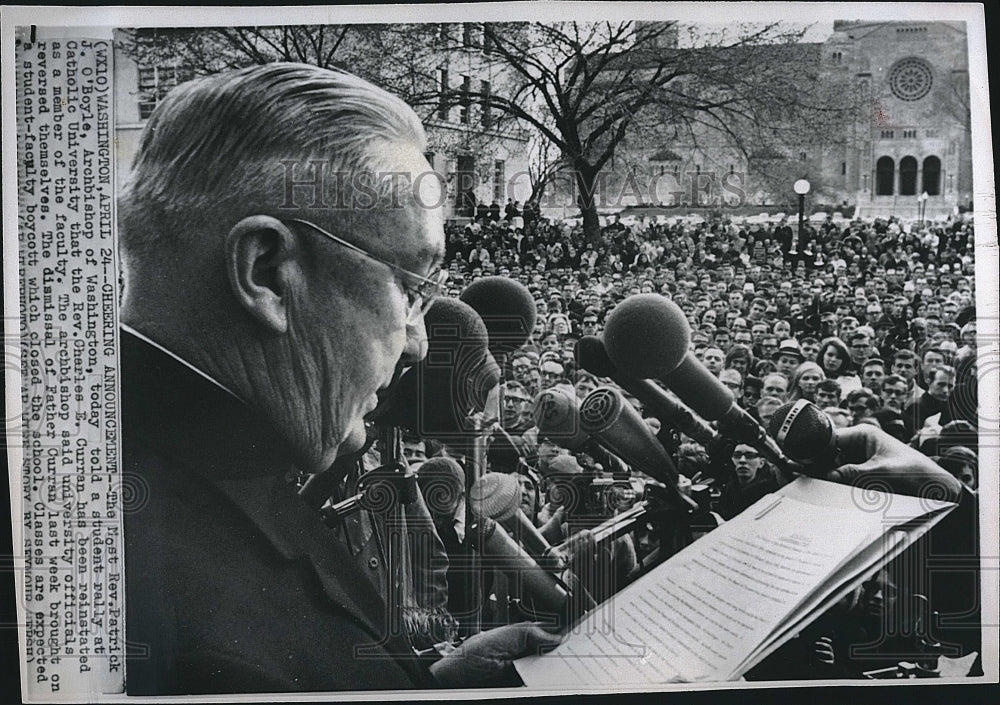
top-left (379, 297), bottom-right (495, 436)
top-left (603, 294), bottom-right (690, 379)
top-left (768, 400), bottom-right (836, 464)
top-left (460, 276), bottom-right (537, 355)
top-left (576, 335), bottom-right (617, 378)
top-left (532, 387), bottom-right (589, 452)
top-left (416, 457), bottom-right (466, 516)
top-left (469, 472), bottom-right (520, 522)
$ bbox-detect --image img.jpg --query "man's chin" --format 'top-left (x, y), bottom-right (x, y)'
top-left (338, 419), bottom-right (371, 458)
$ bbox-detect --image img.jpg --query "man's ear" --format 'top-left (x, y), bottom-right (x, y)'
top-left (225, 215), bottom-right (299, 334)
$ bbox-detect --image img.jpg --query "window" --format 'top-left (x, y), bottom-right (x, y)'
top-left (899, 156), bottom-right (918, 195)
top-left (881, 130), bottom-right (894, 139)
top-left (463, 23), bottom-right (480, 48)
top-left (493, 160), bottom-right (505, 202)
top-left (438, 24), bottom-right (451, 43)
top-left (482, 24), bottom-right (494, 54)
top-left (480, 80), bottom-right (492, 127)
top-left (902, 129), bottom-right (917, 138)
top-left (875, 156), bottom-right (895, 195)
top-left (437, 68), bottom-right (449, 120)
top-left (799, 151), bottom-right (807, 161)
top-left (841, 161), bottom-right (847, 175)
top-left (460, 75), bottom-right (472, 124)
top-left (137, 64), bottom-right (192, 119)
top-left (889, 57), bottom-right (933, 102)
top-left (922, 155), bottom-right (941, 196)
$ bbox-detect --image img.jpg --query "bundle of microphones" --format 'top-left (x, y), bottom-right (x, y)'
top-left (357, 279), bottom-right (846, 624)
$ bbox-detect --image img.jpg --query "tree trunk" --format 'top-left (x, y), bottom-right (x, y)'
top-left (575, 164), bottom-right (601, 243)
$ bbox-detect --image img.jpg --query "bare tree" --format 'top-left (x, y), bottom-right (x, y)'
top-left (413, 21), bottom-right (856, 238)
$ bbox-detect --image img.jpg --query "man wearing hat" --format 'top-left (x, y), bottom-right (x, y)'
top-left (772, 339), bottom-right (805, 381)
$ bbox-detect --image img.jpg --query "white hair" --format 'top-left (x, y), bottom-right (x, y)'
top-left (119, 63), bottom-right (427, 257)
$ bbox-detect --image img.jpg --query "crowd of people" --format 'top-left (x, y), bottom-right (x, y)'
top-left (119, 61), bottom-right (980, 694)
top-left (395, 207), bottom-right (982, 678)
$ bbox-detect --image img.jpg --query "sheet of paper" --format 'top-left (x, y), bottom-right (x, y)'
top-left (516, 492), bottom-right (887, 685)
top-left (516, 479), bottom-right (957, 686)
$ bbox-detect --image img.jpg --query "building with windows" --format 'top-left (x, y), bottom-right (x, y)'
top-left (112, 23), bottom-right (531, 221)
top-left (608, 20), bottom-right (972, 218)
top-left (838, 21), bottom-right (972, 218)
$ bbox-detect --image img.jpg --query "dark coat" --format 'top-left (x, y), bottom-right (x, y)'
top-left (122, 330), bottom-right (433, 694)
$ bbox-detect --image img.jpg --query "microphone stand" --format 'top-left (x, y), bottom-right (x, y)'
top-left (466, 413), bottom-right (487, 634)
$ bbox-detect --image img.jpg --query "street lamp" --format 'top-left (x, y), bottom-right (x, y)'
top-left (793, 179), bottom-right (811, 244)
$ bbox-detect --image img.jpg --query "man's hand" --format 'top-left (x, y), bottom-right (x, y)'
top-left (429, 622), bottom-right (563, 688)
top-left (822, 425), bottom-right (962, 502)
top-left (813, 636), bottom-right (835, 666)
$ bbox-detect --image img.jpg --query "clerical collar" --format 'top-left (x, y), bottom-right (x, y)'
top-left (121, 324), bottom-right (242, 402)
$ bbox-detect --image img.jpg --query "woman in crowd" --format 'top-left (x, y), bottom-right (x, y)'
top-left (817, 337), bottom-right (862, 394)
top-left (789, 361), bottom-right (827, 403)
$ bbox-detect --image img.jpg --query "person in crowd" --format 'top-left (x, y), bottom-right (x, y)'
top-left (905, 364), bottom-right (957, 432)
top-left (798, 336), bottom-right (821, 363)
top-left (880, 373), bottom-right (911, 414)
top-left (539, 359), bottom-right (567, 391)
top-left (724, 344), bottom-right (754, 377)
top-left (891, 349), bottom-right (924, 408)
top-left (845, 388), bottom-right (881, 426)
top-left (817, 337), bottom-right (861, 394)
top-left (703, 346), bottom-right (726, 376)
top-left (936, 446), bottom-right (978, 492)
top-left (789, 361), bottom-right (826, 403)
top-left (719, 444), bottom-right (779, 519)
top-left (403, 434), bottom-right (428, 467)
top-left (743, 375), bottom-right (763, 409)
top-left (755, 395), bottom-right (784, 427)
top-left (719, 368), bottom-right (744, 404)
top-left (848, 331), bottom-right (874, 368)
top-left (772, 339), bottom-right (805, 381)
top-left (860, 357), bottom-right (887, 395)
top-left (762, 373), bottom-right (790, 403)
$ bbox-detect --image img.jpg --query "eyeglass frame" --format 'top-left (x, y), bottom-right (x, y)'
top-left (282, 217), bottom-right (448, 324)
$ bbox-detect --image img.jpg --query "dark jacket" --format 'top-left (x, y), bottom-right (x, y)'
top-left (122, 330), bottom-right (433, 694)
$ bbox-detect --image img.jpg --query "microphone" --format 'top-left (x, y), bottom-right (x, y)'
top-left (603, 295), bottom-right (795, 472)
top-left (460, 276), bottom-right (537, 357)
top-left (532, 386), bottom-right (629, 477)
top-left (576, 335), bottom-right (719, 446)
top-left (578, 387), bottom-right (682, 487)
top-left (470, 517), bottom-right (569, 619)
top-left (768, 399), bottom-right (838, 474)
top-left (469, 473), bottom-right (551, 559)
top-left (376, 298), bottom-right (500, 438)
top-left (532, 387), bottom-right (590, 453)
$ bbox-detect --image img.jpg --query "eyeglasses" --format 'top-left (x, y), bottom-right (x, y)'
top-left (504, 396), bottom-right (531, 405)
top-left (732, 450), bottom-right (760, 460)
top-left (284, 218), bottom-right (448, 324)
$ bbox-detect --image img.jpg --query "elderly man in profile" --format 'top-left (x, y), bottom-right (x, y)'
top-left (119, 63), bottom-right (557, 695)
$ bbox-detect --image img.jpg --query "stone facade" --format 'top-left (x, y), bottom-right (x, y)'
top-left (609, 21), bottom-right (972, 218)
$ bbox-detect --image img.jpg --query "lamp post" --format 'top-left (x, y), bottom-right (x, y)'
top-left (793, 178), bottom-right (811, 244)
